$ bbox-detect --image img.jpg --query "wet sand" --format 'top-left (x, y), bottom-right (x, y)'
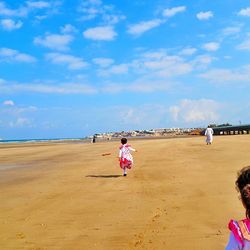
top-left (0, 135), bottom-right (250, 249)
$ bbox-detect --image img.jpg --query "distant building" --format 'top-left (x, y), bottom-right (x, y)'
top-left (211, 124), bottom-right (250, 135)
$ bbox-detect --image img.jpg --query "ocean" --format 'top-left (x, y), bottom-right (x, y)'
top-left (0, 138), bottom-right (86, 144)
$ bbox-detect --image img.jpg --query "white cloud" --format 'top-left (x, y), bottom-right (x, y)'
top-left (102, 13), bottom-right (126, 25)
top-left (0, 1), bottom-right (60, 23)
top-left (25, 83), bottom-right (97, 94)
top-left (60, 24), bottom-right (78, 34)
top-left (126, 81), bottom-right (170, 93)
top-left (169, 99), bottom-right (220, 123)
top-left (179, 47), bottom-right (197, 56)
top-left (101, 80), bottom-right (171, 94)
top-left (0, 81), bottom-right (97, 94)
top-left (98, 63), bottom-right (129, 76)
top-left (83, 26), bottom-right (117, 41)
top-left (93, 57), bottom-right (114, 67)
top-left (0, 19), bottom-right (22, 31)
top-left (9, 117), bottom-right (32, 128)
top-left (78, 0), bottom-right (104, 21)
top-left (26, 1), bottom-right (50, 9)
top-left (0, 47), bottom-right (36, 63)
top-left (238, 7), bottom-right (250, 17)
top-left (199, 65), bottom-right (250, 83)
top-left (110, 64), bottom-right (128, 74)
top-left (169, 106), bottom-right (179, 121)
top-left (34, 33), bottom-right (74, 51)
top-left (3, 100), bottom-right (14, 106)
top-left (162, 6), bottom-right (186, 17)
top-left (34, 15), bottom-right (47, 21)
top-left (192, 54), bottom-right (214, 69)
top-left (117, 104), bottom-right (168, 127)
top-left (202, 42), bottom-right (220, 51)
top-left (196, 11), bottom-right (213, 20)
top-left (127, 19), bottom-right (163, 36)
top-left (136, 52), bottom-right (193, 77)
top-left (78, 0), bottom-right (125, 25)
top-left (0, 2), bottom-right (28, 17)
top-left (0, 103), bottom-right (38, 129)
top-left (155, 63), bottom-right (192, 77)
top-left (142, 51), bottom-right (166, 59)
top-left (81, 0), bottom-right (102, 6)
top-left (222, 26), bottom-right (242, 36)
top-left (46, 53), bottom-right (88, 70)
top-left (143, 54), bottom-right (180, 70)
top-left (237, 36), bottom-right (250, 50)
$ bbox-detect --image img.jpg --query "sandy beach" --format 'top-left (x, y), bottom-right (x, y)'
top-left (0, 135), bottom-right (250, 249)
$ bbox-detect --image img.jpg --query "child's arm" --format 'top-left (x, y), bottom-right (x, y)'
top-left (119, 149), bottom-right (122, 161)
top-left (129, 147), bottom-right (137, 152)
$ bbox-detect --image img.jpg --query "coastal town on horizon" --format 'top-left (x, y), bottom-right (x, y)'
top-left (90, 123), bottom-right (250, 141)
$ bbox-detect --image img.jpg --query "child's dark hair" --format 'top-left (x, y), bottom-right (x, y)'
top-left (121, 138), bottom-right (127, 145)
top-left (236, 166), bottom-right (250, 218)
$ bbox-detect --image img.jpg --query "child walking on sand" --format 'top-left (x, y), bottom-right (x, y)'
top-left (119, 138), bottom-right (136, 176)
top-left (226, 166), bottom-right (250, 249)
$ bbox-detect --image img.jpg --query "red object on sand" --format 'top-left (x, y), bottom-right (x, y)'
top-left (102, 153), bottom-right (111, 156)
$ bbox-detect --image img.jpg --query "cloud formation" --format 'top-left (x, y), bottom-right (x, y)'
top-left (133, 50), bottom-right (193, 78)
top-left (60, 24), bottom-right (78, 34)
top-left (199, 65), bottom-right (250, 83)
top-left (179, 47), bottom-right (197, 56)
top-left (0, 81), bottom-right (97, 94)
top-left (0, 1), bottom-right (28, 17)
top-left (0, 47), bottom-right (36, 63)
top-left (202, 42), bottom-right (220, 51)
top-left (46, 53), bottom-right (88, 70)
top-left (127, 19), bottom-right (163, 36)
top-left (196, 11), bottom-right (213, 20)
top-left (26, 1), bottom-right (51, 9)
top-left (169, 99), bottom-right (220, 124)
top-left (238, 7), bottom-right (250, 17)
top-left (93, 57), bottom-right (114, 68)
top-left (83, 26), bottom-right (117, 41)
top-left (222, 25), bottom-right (242, 36)
top-left (78, 0), bottom-right (125, 25)
top-left (0, 19), bottom-right (22, 31)
top-left (3, 100), bottom-right (14, 106)
top-left (34, 33), bottom-right (74, 51)
top-left (237, 36), bottom-right (250, 51)
top-left (162, 6), bottom-right (186, 17)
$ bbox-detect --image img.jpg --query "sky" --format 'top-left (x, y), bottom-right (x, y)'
top-left (0, 0), bottom-right (250, 140)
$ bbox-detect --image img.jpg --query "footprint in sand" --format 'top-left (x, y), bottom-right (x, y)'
top-left (152, 214), bottom-right (160, 222)
top-left (134, 239), bottom-right (143, 247)
top-left (16, 232), bottom-right (25, 239)
top-left (134, 233), bottom-right (144, 247)
top-left (133, 208), bottom-right (168, 247)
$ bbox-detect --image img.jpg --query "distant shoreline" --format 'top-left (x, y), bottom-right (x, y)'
top-left (0, 134), bottom-right (202, 148)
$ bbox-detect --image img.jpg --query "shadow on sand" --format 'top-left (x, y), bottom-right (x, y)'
top-left (86, 174), bottom-right (123, 178)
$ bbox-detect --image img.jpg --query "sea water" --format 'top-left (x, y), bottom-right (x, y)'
top-left (0, 138), bottom-right (85, 144)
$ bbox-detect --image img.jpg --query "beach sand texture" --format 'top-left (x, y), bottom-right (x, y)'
top-left (0, 135), bottom-right (250, 250)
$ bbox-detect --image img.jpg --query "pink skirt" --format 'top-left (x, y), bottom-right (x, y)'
top-left (120, 158), bottom-right (132, 169)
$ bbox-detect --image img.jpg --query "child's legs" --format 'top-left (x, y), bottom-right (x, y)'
top-left (123, 167), bottom-right (127, 175)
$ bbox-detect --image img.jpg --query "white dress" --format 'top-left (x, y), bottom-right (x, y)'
top-left (119, 144), bottom-right (136, 169)
top-left (205, 127), bottom-right (214, 144)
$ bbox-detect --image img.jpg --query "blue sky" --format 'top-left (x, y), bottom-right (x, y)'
top-left (0, 0), bottom-right (250, 139)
